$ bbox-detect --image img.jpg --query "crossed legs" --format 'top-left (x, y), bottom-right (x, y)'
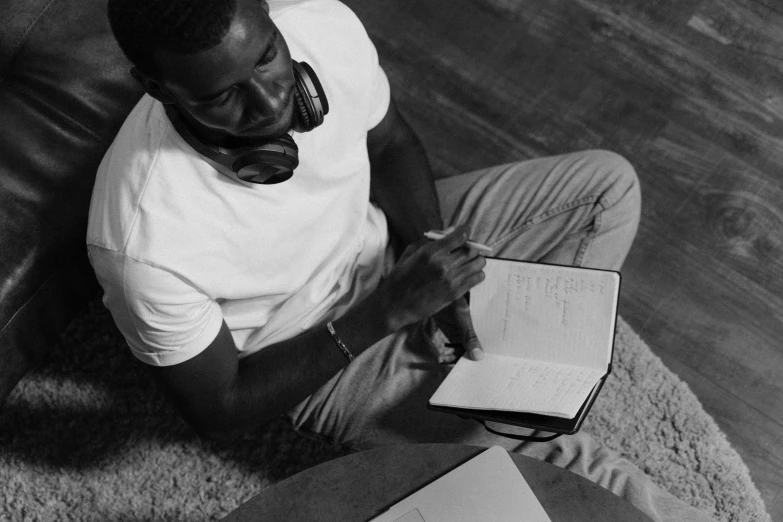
top-left (287, 151), bottom-right (714, 522)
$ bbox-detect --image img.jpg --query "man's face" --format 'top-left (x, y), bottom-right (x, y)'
top-left (152, 0), bottom-right (295, 146)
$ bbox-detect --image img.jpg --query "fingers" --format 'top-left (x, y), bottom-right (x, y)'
top-left (382, 224), bottom-right (486, 330)
top-left (430, 224), bottom-right (471, 253)
top-left (452, 297), bottom-right (484, 360)
top-left (398, 242), bottom-right (419, 262)
top-left (454, 244), bottom-right (486, 267)
top-left (430, 224), bottom-right (492, 256)
top-left (426, 225), bottom-right (484, 270)
top-left (437, 345), bottom-right (457, 364)
top-left (450, 250), bottom-right (487, 294)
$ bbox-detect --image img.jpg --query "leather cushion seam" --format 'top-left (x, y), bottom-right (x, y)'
top-left (0, 273), bottom-right (56, 339)
top-left (0, 0), bottom-right (59, 80)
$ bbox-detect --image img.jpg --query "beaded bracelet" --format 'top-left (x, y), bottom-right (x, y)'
top-left (326, 321), bottom-right (354, 362)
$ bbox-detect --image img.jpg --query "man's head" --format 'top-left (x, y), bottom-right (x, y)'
top-left (109, 0), bottom-right (295, 146)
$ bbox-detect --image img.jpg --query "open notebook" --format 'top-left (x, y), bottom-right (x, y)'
top-left (369, 446), bottom-right (551, 522)
top-left (429, 258), bottom-right (620, 433)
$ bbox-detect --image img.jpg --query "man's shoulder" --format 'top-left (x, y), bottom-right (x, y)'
top-left (94, 94), bottom-right (171, 190)
top-left (86, 94), bottom-right (198, 254)
top-left (273, 0), bottom-right (370, 53)
top-left (274, 0), bottom-right (379, 102)
top-left (270, 0), bottom-right (362, 24)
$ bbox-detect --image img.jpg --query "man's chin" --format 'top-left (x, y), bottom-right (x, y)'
top-left (230, 132), bottom-right (288, 149)
top-left (228, 135), bottom-right (274, 148)
top-left (231, 115), bottom-right (294, 148)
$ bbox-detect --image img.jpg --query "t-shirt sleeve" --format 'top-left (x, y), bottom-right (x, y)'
top-left (88, 246), bottom-right (224, 367)
top-left (367, 54), bottom-right (391, 130)
top-left (278, 0), bottom-right (390, 131)
top-left (352, 4), bottom-right (390, 130)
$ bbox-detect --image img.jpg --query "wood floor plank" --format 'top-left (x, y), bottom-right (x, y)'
top-left (343, 0), bottom-right (783, 517)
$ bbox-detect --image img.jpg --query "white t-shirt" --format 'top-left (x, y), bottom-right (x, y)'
top-left (86, 0), bottom-right (391, 367)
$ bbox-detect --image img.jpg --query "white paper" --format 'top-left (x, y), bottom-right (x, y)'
top-left (371, 446), bottom-right (552, 522)
top-left (430, 354), bottom-right (605, 418)
top-left (470, 259), bottom-right (619, 369)
top-left (430, 260), bottom-right (619, 415)
top-left (392, 509), bottom-right (425, 522)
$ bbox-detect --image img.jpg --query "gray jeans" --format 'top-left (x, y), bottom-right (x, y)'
top-left (288, 150), bottom-right (715, 522)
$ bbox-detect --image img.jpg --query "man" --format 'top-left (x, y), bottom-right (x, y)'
top-left (87, 0), bottom-right (714, 520)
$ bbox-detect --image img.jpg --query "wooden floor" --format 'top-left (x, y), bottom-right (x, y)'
top-left (343, 0), bottom-right (783, 519)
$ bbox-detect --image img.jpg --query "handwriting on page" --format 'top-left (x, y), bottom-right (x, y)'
top-left (429, 355), bottom-right (606, 418)
top-left (471, 260), bottom-right (618, 368)
top-left (500, 269), bottom-right (606, 339)
top-left (506, 358), bottom-right (598, 397)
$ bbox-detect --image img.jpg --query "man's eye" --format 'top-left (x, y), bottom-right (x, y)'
top-left (257, 31), bottom-right (280, 68)
top-left (204, 89), bottom-right (234, 106)
top-left (258, 46), bottom-right (278, 67)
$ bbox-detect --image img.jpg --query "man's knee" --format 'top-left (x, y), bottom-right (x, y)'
top-left (589, 149), bottom-right (642, 228)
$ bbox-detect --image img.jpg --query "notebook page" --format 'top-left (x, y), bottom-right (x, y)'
top-left (470, 259), bottom-right (619, 370)
top-left (429, 354), bottom-right (606, 418)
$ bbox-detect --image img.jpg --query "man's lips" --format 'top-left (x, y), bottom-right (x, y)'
top-left (240, 89), bottom-right (295, 136)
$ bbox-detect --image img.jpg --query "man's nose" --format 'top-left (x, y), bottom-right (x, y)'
top-left (245, 74), bottom-right (288, 119)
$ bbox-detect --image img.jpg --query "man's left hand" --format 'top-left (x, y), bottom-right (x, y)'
top-left (433, 296), bottom-right (484, 364)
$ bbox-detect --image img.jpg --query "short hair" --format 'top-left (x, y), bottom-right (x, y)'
top-left (108, 0), bottom-right (238, 77)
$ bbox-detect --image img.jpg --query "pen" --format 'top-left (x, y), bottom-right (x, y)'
top-left (423, 231), bottom-right (493, 254)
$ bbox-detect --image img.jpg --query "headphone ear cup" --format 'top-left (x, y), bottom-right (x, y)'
top-left (232, 134), bottom-right (299, 184)
top-left (291, 61), bottom-right (328, 133)
top-left (292, 88), bottom-right (312, 133)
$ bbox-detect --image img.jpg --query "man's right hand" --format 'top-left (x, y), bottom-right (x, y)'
top-left (145, 224), bottom-right (486, 440)
top-left (376, 224), bottom-right (487, 332)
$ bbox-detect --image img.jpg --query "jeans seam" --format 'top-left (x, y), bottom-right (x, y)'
top-left (574, 204), bottom-right (602, 267)
top-left (489, 193), bottom-right (602, 250)
top-left (574, 193), bottom-right (612, 266)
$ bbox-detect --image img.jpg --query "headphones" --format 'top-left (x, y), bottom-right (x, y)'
top-left (165, 61), bottom-right (329, 185)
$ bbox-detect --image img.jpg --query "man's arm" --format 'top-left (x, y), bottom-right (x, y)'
top-left (148, 99), bottom-right (486, 440)
top-left (146, 291), bottom-right (392, 440)
top-left (367, 96), bottom-right (485, 362)
top-left (367, 97), bottom-right (444, 245)
top-left (145, 227), bottom-right (485, 440)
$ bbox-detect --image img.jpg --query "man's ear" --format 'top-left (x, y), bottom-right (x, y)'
top-left (130, 66), bottom-right (175, 105)
top-left (260, 0), bottom-right (269, 14)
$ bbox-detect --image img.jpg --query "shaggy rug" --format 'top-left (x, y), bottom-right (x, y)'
top-left (0, 299), bottom-right (770, 522)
